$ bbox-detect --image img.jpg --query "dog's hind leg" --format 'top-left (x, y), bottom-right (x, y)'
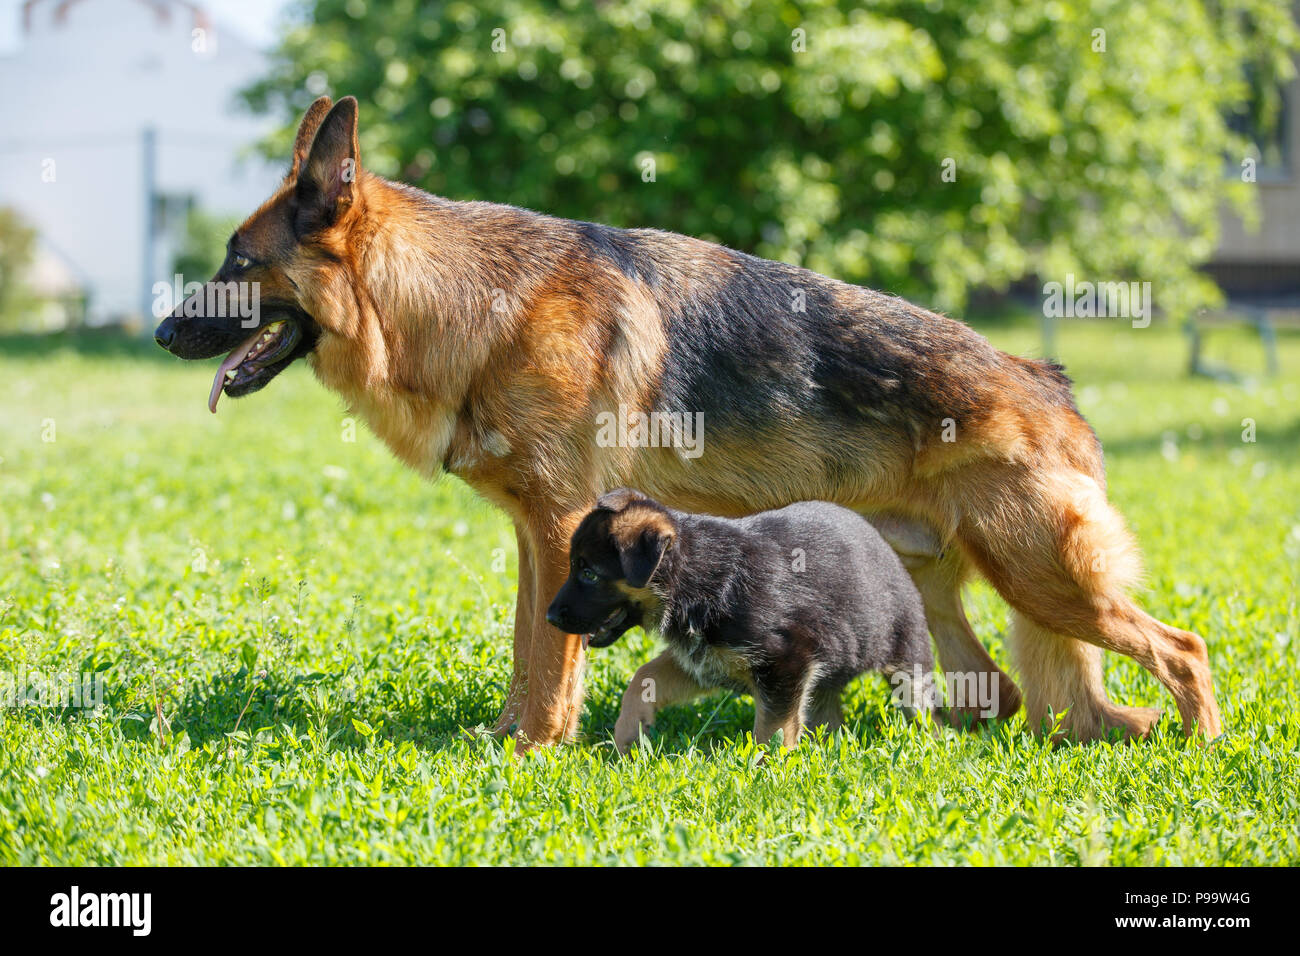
top-left (492, 523), bottom-right (535, 738)
top-left (1008, 613), bottom-right (1161, 741)
top-left (957, 464), bottom-right (1222, 741)
top-left (871, 515), bottom-right (1021, 724)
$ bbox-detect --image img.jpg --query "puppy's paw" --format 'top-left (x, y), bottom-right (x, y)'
top-left (613, 700), bottom-right (656, 754)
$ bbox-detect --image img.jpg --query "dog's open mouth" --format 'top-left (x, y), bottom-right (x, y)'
top-left (583, 607), bottom-right (629, 650)
top-left (208, 319), bottom-right (303, 413)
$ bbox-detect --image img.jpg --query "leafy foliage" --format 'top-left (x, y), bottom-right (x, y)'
top-left (0, 207), bottom-right (37, 330)
top-left (172, 208), bottom-right (243, 283)
top-left (245, 0), bottom-right (1297, 314)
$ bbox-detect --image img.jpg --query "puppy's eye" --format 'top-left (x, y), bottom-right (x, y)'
top-left (232, 254), bottom-right (252, 270)
top-left (580, 567), bottom-right (599, 585)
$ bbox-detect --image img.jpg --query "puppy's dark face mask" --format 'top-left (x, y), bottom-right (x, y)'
top-left (545, 491), bottom-right (676, 649)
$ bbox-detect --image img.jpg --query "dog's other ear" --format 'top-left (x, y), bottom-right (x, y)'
top-left (596, 488), bottom-right (650, 514)
top-left (618, 518), bottom-right (675, 589)
top-left (288, 96), bottom-right (333, 181)
top-left (295, 96), bottom-right (360, 236)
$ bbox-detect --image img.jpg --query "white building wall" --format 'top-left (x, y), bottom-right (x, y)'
top-left (0, 0), bottom-right (282, 321)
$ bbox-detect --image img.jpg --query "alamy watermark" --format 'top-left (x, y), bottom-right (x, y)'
top-left (50, 886), bottom-right (151, 936)
top-left (1, 666), bottom-right (104, 710)
top-left (595, 403), bottom-right (705, 459)
top-left (152, 275), bottom-right (260, 327)
top-left (890, 665), bottom-right (1000, 719)
top-left (1043, 273), bottom-right (1152, 329)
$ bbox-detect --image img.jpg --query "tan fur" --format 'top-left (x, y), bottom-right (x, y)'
top-left (614, 649), bottom-right (712, 753)
top-left (1010, 614), bottom-right (1162, 741)
top-left (608, 505), bottom-right (677, 552)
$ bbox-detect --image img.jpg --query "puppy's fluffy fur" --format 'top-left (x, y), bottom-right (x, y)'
top-left (547, 489), bottom-right (936, 749)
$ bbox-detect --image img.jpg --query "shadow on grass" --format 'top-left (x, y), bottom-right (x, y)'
top-left (1100, 416), bottom-right (1300, 460)
top-left (0, 666), bottom-right (507, 754)
top-left (576, 690), bottom-right (918, 757)
top-left (10, 668), bottom-right (980, 762)
top-left (171, 669), bottom-right (504, 751)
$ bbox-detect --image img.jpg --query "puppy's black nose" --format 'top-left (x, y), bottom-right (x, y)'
top-left (154, 317), bottom-right (176, 349)
top-left (545, 606), bottom-right (566, 629)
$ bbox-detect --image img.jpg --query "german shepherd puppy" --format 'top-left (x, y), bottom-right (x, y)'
top-left (546, 490), bottom-right (937, 751)
top-left (154, 96), bottom-right (1222, 748)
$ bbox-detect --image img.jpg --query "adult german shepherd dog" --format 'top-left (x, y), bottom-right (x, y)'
top-left (155, 97), bottom-right (1222, 748)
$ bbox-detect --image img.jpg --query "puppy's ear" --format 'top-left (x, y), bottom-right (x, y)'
top-left (295, 96), bottom-right (360, 235)
top-left (596, 487), bottom-right (649, 513)
top-left (288, 96), bottom-right (333, 182)
top-left (619, 522), bottom-right (675, 589)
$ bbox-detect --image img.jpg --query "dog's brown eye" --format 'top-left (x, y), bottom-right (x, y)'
top-left (580, 567), bottom-right (599, 584)
top-left (233, 254), bottom-right (252, 269)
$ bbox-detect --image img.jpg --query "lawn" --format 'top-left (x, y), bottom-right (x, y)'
top-left (0, 313), bottom-right (1297, 865)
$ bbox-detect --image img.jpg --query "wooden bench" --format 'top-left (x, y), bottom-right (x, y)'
top-left (1186, 299), bottom-right (1300, 379)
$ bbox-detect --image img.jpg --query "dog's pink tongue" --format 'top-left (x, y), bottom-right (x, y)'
top-left (208, 330), bottom-right (262, 414)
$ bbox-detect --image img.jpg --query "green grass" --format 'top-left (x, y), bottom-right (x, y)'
top-left (0, 315), bottom-right (1297, 865)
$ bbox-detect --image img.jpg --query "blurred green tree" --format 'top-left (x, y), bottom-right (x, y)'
top-left (173, 207), bottom-right (242, 281)
top-left (0, 207), bottom-right (37, 330)
top-left (244, 0), bottom-right (1297, 315)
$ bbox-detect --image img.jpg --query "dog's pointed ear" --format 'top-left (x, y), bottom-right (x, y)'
top-left (288, 96), bottom-right (333, 182)
top-left (619, 520), bottom-right (675, 589)
top-left (295, 96), bottom-right (360, 236)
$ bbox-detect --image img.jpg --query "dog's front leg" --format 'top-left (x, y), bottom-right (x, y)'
top-left (752, 699), bottom-right (804, 749)
top-left (513, 512), bottom-right (588, 749)
top-left (614, 651), bottom-right (709, 753)
top-left (492, 523), bottom-right (535, 738)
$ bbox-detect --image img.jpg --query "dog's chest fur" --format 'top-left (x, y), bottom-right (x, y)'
top-left (666, 631), bottom-right (754, 694)
top-left (309, 348), bottom-right (459, 476)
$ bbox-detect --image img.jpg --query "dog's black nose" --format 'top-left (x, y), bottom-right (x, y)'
top-left (154, 317), bottom-right (176, 350)
top-left (545, 606), bottom-right (566, 629)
